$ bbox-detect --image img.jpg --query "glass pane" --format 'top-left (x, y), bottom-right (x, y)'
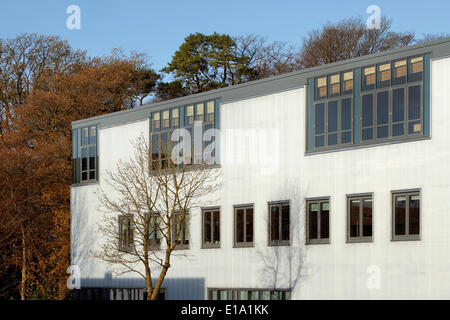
top-left (363, 66), bottom-right (376, 91)
top-left (409, 195), bottom-right (420, 235)
top-left (239, 291), bottom-right (248, 300)
top-left (315, 103), bottom-right (325, 134)
top-left (341, 131), bottom-right (352, 144)
top-left (89, 146), bottom-right (96, 170)
top-left (81, 128), bottom-right (88, 145)
top-left (408, 85), bottom-right (421, 120)
top-left (341, 98), bottom-right (352, 131)
top-left (377, 126), bottom-right (389, 139)
top-left (261, 291), bottom-right (270, 300)
top-left (81, 148), bottom-right (88, 171)
top-left (213, 211), bottom-right (220, 243)
top-left (393, 88), bottom-right (405, 122)
top-left (250, 291), bottom-right (259, 300)
top-left (270, 206), bottom-right (279, 242)
top-left (89, 170), bottom-right (95, 180)
top-left (377, 91), bottom-right (389, 125)
top-left (378, 63), bottom-right (391, 88)
top-left (81, 171), bottom-right (87, 181)
top-left (320, 202), bottom-right (329, 239)
top-left (246, 208), bottom-right (253, 242)
top-left (342, 70), bottom-right (353, 95)
top-left (328, 133), bottom-right (338, 146)
top-left (393, 123), bottom-right (404, 137)
top-left (393, 60), bottom-right (407, 85)
top-left (152, 112), bottom-right (160, 130)
top-left (362, 128), bottom-right (373, 141)
top-left (315, 135), bottom-right (324, 148)
top-left (329, 74), bottom-right (340, 97)
top-left (315, 77), bottom-right (327, 99)
top-left (281, 205), bottom-right (290, 241)
top-left (308, 203), bottom-right (318, 240)
top-left (395, 196), bottom-right (406, 236)
top-left (328, 101), bottom-right (338, 133)
top-left (409, 121), bottom-right (422, 134)
top-left (204, 211), bottom-right (211, 243)
top-left (363, 199), bottom-right (372, 237)
top-left (350, 200), bottom-right (360, 238)
top-left (362, 94), bottom-right (374, 127)
top-left (236, 209), bottom-right (244, 243)
top-left (89, 126), bottom-right (96, 144)
top-left (408, 56), bottom-right (423, 82)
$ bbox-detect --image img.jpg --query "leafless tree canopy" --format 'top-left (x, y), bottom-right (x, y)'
top-left (93, 135), bottom-right (220, 299)
top-left (296, 16), bottom-right (415, 69)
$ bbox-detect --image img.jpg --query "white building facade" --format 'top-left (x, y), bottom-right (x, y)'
top-left (71, 39), bottom-right (450, 300)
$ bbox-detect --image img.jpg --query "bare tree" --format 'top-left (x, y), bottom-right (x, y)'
top-left (93, 135), bottom-right (220, 300)
top-left (296, 16), bottom-right (415, 69)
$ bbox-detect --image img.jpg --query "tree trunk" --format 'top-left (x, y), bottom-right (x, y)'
top-left (20, 223), bottom-right (27, 300)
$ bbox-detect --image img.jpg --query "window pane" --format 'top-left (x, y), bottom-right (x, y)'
top-left (362, 128), bottom-right (373, 141)
top-left (239, 291), bottom-right (248, 300)
top-left (81, 148), bottom-right (88, 171)
top-left (393, 88), bottom-right (405, 122)
top-left (377, 91), bottom-right (389, 125)
top-left (341, 98), bottom-right (352, 131)
top-left (362, 66), bottom-right (376, 91)
top-left (320, 202), bottom-right (329, 239)
top-left (393, 60), bottom-right (407, 85)
top-left (342, 71), bottom-right (353, 95)
top-left (315, 135), bottom-right (324, 148)
top-left (328, 101), bottom-right (338, 133)
top-left (363, 199), bottom-right (372, 237)
top-left (89, 126), bottom-right (96, 144)
top-left (246, 208), bottom-right (253, 242)
top-left (328, 133), bottom-right (338, 146)
top-left (395, 196), bottom-right (406, 236)
top-left (329, 74), bottom-right (340, 97)
top-left (81, 128), bottom-right (88, 145)
top-left (315, 77), bottom-right (327, 99)
top-left (378, 63), bottom-right (391, 88)
top-left (341, 131), bottom-right (352, 144)
top-left (362, 94), bottom-right (374, 127)
top-left (281, 205), bottom-right (290, 241)
top-left (408, 85), bottom-right (421, 120)
top-left (213, 211), bottom-right (220, 243)
top-left (89, 146), bottom-right (96, 170)
top-left (270, 206), bottom-right (279, 242)
top-left (408, 56), bottom-right (423, 82)
top-left (409, 121), bottom-right (422, 135)
top-left (350, 200), bottom-right (360, 238)
top-left (236, 209), bottom-right (244, 243)
top-left (315, 103), bottom-right (325, 134)
top-left (204, 211), bottom-right (211, 243)
top-left (409, 195), bottom-right (420, 235)
top-left (377, 126), bottom-right (388, 139)
top-left (308, 203), bottom-right (318, 240)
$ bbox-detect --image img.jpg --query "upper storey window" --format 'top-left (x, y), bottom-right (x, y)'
top-left (72, 125), bottom-right (98, 184)
top-left (307, 53), bottom-right (430, 153)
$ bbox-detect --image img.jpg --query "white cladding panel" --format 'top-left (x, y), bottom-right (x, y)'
top-left (71, 57), bottom-right (450, 299)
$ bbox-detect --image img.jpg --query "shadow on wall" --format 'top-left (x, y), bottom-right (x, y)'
top-left (77, 273), bottom-right (205, 300)
top-left (256, 181), bottom-right (310, 293)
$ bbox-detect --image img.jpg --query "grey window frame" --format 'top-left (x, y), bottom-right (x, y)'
top-left (346, 193), bottom-right (374, 243)
top-left (305, 197), bottom-right (330, 245)
top-left (313, 70), bottom-right (354, 149)
top-left (233, 204), bottom-right (254, 248)
top-left (202, 206), bottom-right (221, 249)
top-left (391, 189), bottom-right (421, 241)
top-left (207, 288), bottom-right (291, 300)
top-left (79, 125), bottom-right (98, 183)
top-left (359, 57), bottom-right (424, 145)
top-left (268, 201), bottom-right (290, 246)
top-left (118, 215), bottom-right (134, 253)
top-left (172, 211), bottom-right (190, 250)
top-left (145, 212), bottom-right (161, 249)
top-left (150, 107), bottom-right (180, 169)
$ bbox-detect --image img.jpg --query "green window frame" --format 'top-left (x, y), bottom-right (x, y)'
top-left (347, 194), bottom-right (373, 243)
top-left (306, 198), bottom-right (330, 244)
top-left (392, 190), bottom-right (421, 241)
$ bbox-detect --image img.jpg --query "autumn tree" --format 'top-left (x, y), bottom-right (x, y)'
top-left (296, 16), bottom-right (415, 69)
top-left (93, 136), bottom-right (220, 300)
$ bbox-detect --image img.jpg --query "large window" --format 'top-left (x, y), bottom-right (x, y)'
top-left (150, 100), bottom-right (217, 168)
top-left (234, 205), bottom-right (254, 247)
top-left (313, 72), bottom-right (354, 148)
top-left (268, 202), bottom-right (290, 246)
top-left (118, 216), bottom-right (134, 252)
top-left (172, 212), bottom-right (189, 249)
top-left (202, 208), bottom-right (220, 248)
top-left (72, 125), bottom-right (98, 183)
top-left (208, 288), bottom-right (290, 300)
top-left (347, 194), bottom-right (373, 242)
top-left (392, 190), bottom-right (420, 241)
top-left (146, 213), bottom-right (161, 248)
top-left (307, 54), bottom-right (429, 152)
top-left (306, 198), bottom-right (330, 244)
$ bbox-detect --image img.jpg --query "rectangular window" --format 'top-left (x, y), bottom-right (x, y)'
top-left (202, 208), bottom-right (220, 248)
top-left (392, 190), bottom-right (420, 240)
top-left (269, 202), bottom-right (290, 246)
top-left (315, 76), bottom-right (327, 100)
top-left (347, 194), bottom-right (373, 242)
top-left (118, 216), bottom-right (134, 252)
top-left (376, 91), bottom-right (389, 139)
top-left (208, 288), bottom-right (291, 301)
top-left (362, 66), bottom-right (376, 91)
top-left (234, 205), bottom-right (254, 247)
top-left (341, 71), bottom-right (353, 95)
top-left (173, 212), bottom-right (189, 249)
top-left (76, 125), bottom-right (98, 183)
top-left (306, 199), bottom-right (330, 244)
top-left (393, 59), bottom-right (407, 85)
top-left (328, 74), bottom-right (340, 97)
top-left (408, 56), bottom-right (423, 82)
top-left (377, 63), bottom-right (391, 88)
top-left (146, 213), bottom-right (161, 248)
top-left (361, 94), bottom-right (374, 141)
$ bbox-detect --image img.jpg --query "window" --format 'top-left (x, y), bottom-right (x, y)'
top-left (118, 216), bottom-right (134, 252)
top-left (392, 190), bottom-right (420, 240)
top-left (202, 208), bottom-right (220, 248)
top-left (347, 194), bottom-right (373, 242)
top-left (72, 125), bottom-right (98, 183)
top-left (146, 213), bottom-right (161, 248)
top-left (208, 288), bottom-right (290, 300)
top-left (313, 71), bottom-right (354, 149)
top-left (151, 107), bottom-right (180, 169)
top-left (306, 199), bottom-right (330, 244)
top-left (172, 212), bottom-right (189, 249)
top-left (234, 205), bottom-right (254, 247)
top-left (268, 202), bottom-right (290, 246)
top-left (307, 54), bottom-right (429, 153)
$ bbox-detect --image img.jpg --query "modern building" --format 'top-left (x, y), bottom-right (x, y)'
top-left (71, 38), bottom-right (450, 300)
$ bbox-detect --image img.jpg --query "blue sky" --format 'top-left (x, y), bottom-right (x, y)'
top-left (0, 0), bottom-right (448, 73)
